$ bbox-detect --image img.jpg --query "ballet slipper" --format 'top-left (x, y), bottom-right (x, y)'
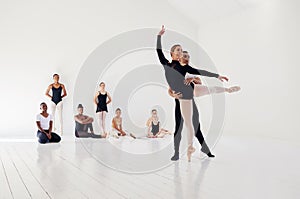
top-left (187, 145), bottom-right (196, 162)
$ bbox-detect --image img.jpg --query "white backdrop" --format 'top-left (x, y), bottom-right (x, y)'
top-left (0, 0), bottom-right (198, 137)
top-left (1, 0), bottom-right (299, 143)
top-left (195, 0), bottom-right (300, 142)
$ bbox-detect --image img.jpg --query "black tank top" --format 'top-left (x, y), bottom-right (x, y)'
top-left (96, 92), bottom-right (108, 112)
top-left (52, 85), bottom-right (62, 105)
top-left (151, 121), bottom-right (160, 135)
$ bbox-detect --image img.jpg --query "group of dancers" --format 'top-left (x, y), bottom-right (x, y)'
top-left (35, 25), bottom-right (240, 162)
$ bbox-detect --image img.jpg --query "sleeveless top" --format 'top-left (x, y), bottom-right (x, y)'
top-left (96, 92), bottom-right (108, 113)
top-left (51, 85), bottom-right (62, 105)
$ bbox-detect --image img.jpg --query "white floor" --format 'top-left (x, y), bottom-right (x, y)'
top-left (0, 135), bottom-right (299, 199)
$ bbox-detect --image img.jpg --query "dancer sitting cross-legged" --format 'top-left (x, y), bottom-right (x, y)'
top-left (146, 109), bottom-right (172, 138)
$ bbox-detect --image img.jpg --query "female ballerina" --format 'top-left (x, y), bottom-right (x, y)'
top-left (156, 25), bottom-right (229, 162)
top-left (111, 108), bottom-right (136, 139)
top-left (45, 74), bottom-right (67, 135)
top-left (146, 109), bottom-right (172, 138)
top-left (94, 82), bottom-right (112, 135)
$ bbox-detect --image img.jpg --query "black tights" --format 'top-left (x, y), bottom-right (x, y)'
top-left (173, 99), bottom-right (211, 154)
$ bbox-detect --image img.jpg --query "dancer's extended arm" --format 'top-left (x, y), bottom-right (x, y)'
top-left (185, 65), bottom-right (229, 82)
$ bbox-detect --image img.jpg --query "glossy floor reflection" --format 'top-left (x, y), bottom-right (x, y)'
top-left (0, 135), bottom-right (299, 199)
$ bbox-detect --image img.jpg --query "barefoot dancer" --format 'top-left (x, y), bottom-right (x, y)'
top-left (74, 104), bottom-right (107, 138)
top-left (94, 82), bottom-right (112, 135)
top-left (156, 25), bottom-right (229, 162)
top-left (36, 102), bottom-right (61, 144)
top-left (146, 109), bottom-right (171, 138)
top-left (111, 108), bottom-right (136, 139)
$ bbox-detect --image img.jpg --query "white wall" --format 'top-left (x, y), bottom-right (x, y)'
top-left (196, 0), bottom-right (300, 142)
top-left (0, 0), bottom-right (198, 137)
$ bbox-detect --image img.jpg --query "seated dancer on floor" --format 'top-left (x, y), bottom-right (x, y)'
top-left (74, 104), bottom-right (106, 138)
top-left (111, 108), bottom-right (136, 139)
top-left (36, 102), bottom-right (61, 144)
top-left (146, 109), bottom-right (172, 138)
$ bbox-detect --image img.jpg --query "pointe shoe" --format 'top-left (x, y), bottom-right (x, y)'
top-left (187, 146), bottom-right (196, 162)
top-left (228, 86), bottom-right (241, 93)
top-left (207, 152), bottom-right (215, 158)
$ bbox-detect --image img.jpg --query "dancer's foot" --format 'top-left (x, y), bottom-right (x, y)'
top-left (129, 133), bottom-right (136, 139)
top-left (207, 152), bottom-right (215, 158)
top-left (101, 132), bottom-right (108, 138)
top-left (187, 146), bottom-right (196, 162)
top-left (227, 86), bottom-right (241, 93)
top-left (171, 153), bottom-right (179, 161)
top-left (201, 148), bottom-right (215, 158)
top-left (112, 134), bottom-right (119, 139)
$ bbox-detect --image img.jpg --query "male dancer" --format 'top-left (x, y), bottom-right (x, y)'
top-left (74, 104), bottom-right (106, 138)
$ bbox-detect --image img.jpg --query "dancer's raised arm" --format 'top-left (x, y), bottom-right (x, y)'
top-left (156, 25), bottom-right (169, 65)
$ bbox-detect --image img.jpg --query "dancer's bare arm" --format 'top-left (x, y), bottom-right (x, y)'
top-left (106, 92), bottom-right (112, 104)
top-left (61, 84), bottom-right (67, 98)
top-left (45, 84), bottom-right (52, 98)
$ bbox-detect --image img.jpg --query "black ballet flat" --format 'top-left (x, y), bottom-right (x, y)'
top-left (171, 153), bottom-right (179, 161)
top-left (207, 152), bottom-right (215, 158)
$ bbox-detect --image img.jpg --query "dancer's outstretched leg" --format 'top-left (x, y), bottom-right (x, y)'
top-left (194, 85), bottom-right (241, 97)
top-left (179, 99), bottom-right (196, 162)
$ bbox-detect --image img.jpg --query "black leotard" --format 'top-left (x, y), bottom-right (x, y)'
top-left (151, 121), bottom-right (160, 135)
top-left (156, 35), bottom-right (219, 99)
top-left (51, 85), bottom-right (62, 105)
top-left (96, 92), bottom-right (108, 113)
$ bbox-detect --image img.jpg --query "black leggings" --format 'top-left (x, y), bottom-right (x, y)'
top-left (37, 130), bottom-right (61, 144)
top-left (75, 123), bottom-right (102, 138)
top-left (174, 99), bottom-right (211, 154)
